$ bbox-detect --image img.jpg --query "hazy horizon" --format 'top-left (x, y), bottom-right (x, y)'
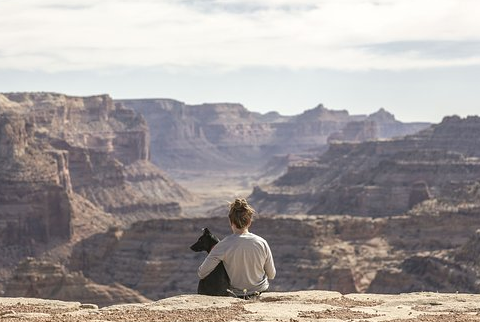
top-left (1, 0), bottom-right (479, 123)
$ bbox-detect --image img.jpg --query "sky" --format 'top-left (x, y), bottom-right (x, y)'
top-left (0, 0), bottom-right (479, 123)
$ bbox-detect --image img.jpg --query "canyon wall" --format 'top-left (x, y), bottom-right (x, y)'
top-left (0, 113), bottom-right (73, 246)
top-left (4, 258), bottom-right (150, 307)
top-left (66, 202), bottom-right (480, 300)
top-left (0, 93), bottom-right (193, 225)
top-left (250, 116), bottom-right (480, 216)
top-left (4, 199), bottom-right (479, 304)
top-left (0, 93), bottom-right (194, 294)
top-left (2, 92), bottom-right (478, 306)
top-left (118, 99), bottom-right (429, 172)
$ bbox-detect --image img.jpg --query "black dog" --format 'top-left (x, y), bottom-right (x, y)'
top-left (190, 228), bottom-right (230, 296)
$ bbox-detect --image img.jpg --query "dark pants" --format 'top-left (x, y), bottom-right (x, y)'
top-left (238, 291), bottom-right (262, 300)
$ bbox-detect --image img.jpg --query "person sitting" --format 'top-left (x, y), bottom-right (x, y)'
top-left (197, 198), bottom-right (276, 299)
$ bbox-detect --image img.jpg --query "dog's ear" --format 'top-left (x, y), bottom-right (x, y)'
top-left (202, 227), bottom-right (211, 235)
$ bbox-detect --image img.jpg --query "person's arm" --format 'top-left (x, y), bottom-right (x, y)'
top-left (197, 245), bottom-right (224, 279)
top-left (264, 242), bottom-right (276, 279)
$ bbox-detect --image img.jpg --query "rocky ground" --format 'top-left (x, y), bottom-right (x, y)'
top-left (1, 291), bottom-right (480, 322)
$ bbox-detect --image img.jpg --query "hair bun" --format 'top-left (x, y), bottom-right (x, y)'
top-left (228, 198), bottom-right (256, 229)
top-left (232, 198), bottom-right (248, 211)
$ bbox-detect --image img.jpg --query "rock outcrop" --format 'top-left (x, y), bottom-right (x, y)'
top-left (67, 202), bottom-right (480, 300)
top-left (250, 116), bottom-right (480, 216)
top-left (0, 92), bottom-right (193, 294)
top-left (3, 92), bottom-right (478, 307)
top-left (4, 258), bottom-right (150, 307)
top-left (368, 226), bottom-right (480, 294)
top-left (1, 93), bottom-right (149, 165)
top-left (68, 216), bottom-right (350, 299)
top-left (0, 93), bottom-right (193, 224)
top-left (118, 99), bottom-right (429, 172)
top-left (0, 113), bottom-right (73, 246)
top-left (3, 291), bottom-right (480, 322)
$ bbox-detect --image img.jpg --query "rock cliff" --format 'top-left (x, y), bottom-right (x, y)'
top-left (2, 92), bottom-right (478, 307)
top-left (0, 92), bottom-right (193, 294)
top-left (250, 116), bottom-right (480, 216)
top-left (0, 93), bottom-right (193, 224)
top-left (4, 258), bottom-right (150, 307)
top-left (67, 203), bottom-right (480, 300)
top-left (369, 225), bottom-right (480, 294)
top-left (0, 113), bottom-right (73, 246)
top-left (118, 99), bottom-right (429, 172)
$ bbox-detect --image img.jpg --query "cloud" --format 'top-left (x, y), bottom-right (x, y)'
top-left (0, 0), bottom-right (479, 72)
top-left (362, 41), bottom-right (480, 60)
top-left (176, 0), bottom-right (318, 13)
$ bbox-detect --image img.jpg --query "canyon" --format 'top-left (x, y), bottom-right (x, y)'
top-left (250, 116), bottom-right (480, 217)
top-left (118, 99), bottom-right (428, 173)
top-left (1, 92), bottom-right (480, 309)
top-left (0, 93), bottom-right (192, 298)
top-left (63, 201), bottom-right (480, 299)
top-left (0, 93), bottom-right (192, 225)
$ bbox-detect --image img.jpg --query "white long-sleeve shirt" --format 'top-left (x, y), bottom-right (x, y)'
top-left (198, 232), bottom-right (276, 296)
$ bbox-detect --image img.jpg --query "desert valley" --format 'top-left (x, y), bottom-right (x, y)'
top-left (1, 92), bottom-right (480, 321)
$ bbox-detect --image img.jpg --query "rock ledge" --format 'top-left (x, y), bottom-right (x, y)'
top-left (2, 291), bottom-right (480, 321)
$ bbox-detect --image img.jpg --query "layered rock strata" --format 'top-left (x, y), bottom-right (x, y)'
top-left (251, 116), bottom-right (480, 216)
top-left (4, 258), bottom-right (150, 307)
top-left (0, 93), bottom-right (193, 224)
top-left (369, 225), bottom-right (480, 294)
top-left (118, 99), bottom-right (429, 172)
top-left (0, 92), bottom-right (193, 293)
top-left (67, 204), bottom-right (480, 300)
top-left (0, 114), bottom-right (72, 245)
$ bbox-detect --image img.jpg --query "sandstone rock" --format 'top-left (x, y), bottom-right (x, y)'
top-left (119, 99), bottom-right (429, 173)
top-left (0, 113), bottom-right (73, 246)
top-left (327, 109), bottom-right (429, 144)
top-left (369, 108), bottom-right (430, 138)
top-left (67, 204), bottom-right (480, 299)
top-left (0, 92), bottom-right (192, 223)
top-left (3, 289), bottom-right (480, 322)
top-left (68, 216), bottom-right (334, 299)
top-left (0, 93), bottom-right (194, 295)
top-left (316, 267), bottom-right (358, 294)
top-left (251, 116), bottom-right (480, 216)
top-left (368, 255), bottom-right (480, 294)
top-left (408, 181), bottom-right (432, 208)
top-left (0, 114), bottom-right (32, 159)
top-left (328, 120), bottom-right (379, 143)
top-left (3, 92), bottom-right (478, 306)
top-left (4, 258), bottom-right (150, 307)
top-left (455, 229), bottom-right (480, 266)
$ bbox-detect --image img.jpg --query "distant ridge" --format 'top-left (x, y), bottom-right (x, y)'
top-left (250, 115), bottom-right (480, 216)
top-left (118, 98), bottom-right (430, 172)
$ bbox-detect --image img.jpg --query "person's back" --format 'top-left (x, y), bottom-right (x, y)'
top-left (197, 198), bottom-right (276, 297)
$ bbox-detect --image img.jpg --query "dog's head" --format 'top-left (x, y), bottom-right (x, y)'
top-left (190, 228), bottom-right (220, 253)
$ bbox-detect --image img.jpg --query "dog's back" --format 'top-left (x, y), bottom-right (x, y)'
top-left (190, 228), bottom-right (230, 296)
top-left (197, 261), bottom-right (230, 296)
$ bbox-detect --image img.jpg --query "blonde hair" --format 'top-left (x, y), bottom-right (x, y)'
top-left (228, 198), bottom-right (255, 229)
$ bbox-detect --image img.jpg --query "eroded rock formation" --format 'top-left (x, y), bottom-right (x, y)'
top-left (251, 116), bottom-right (480, 216)
top-left (4, 258), bottom-right (150, 307)
top-left (2, 92), bottom-right (479, 305)
top-left (0, 92), bottom-right (193, 294)
top-left (118, 99), bottom-right (429, 172)
top-left (67, 201), bottom-right (480, 299)
top-left (0, 93), bottom-right (193, 224)
top-left (0, 114), bottom-right (73, 246)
